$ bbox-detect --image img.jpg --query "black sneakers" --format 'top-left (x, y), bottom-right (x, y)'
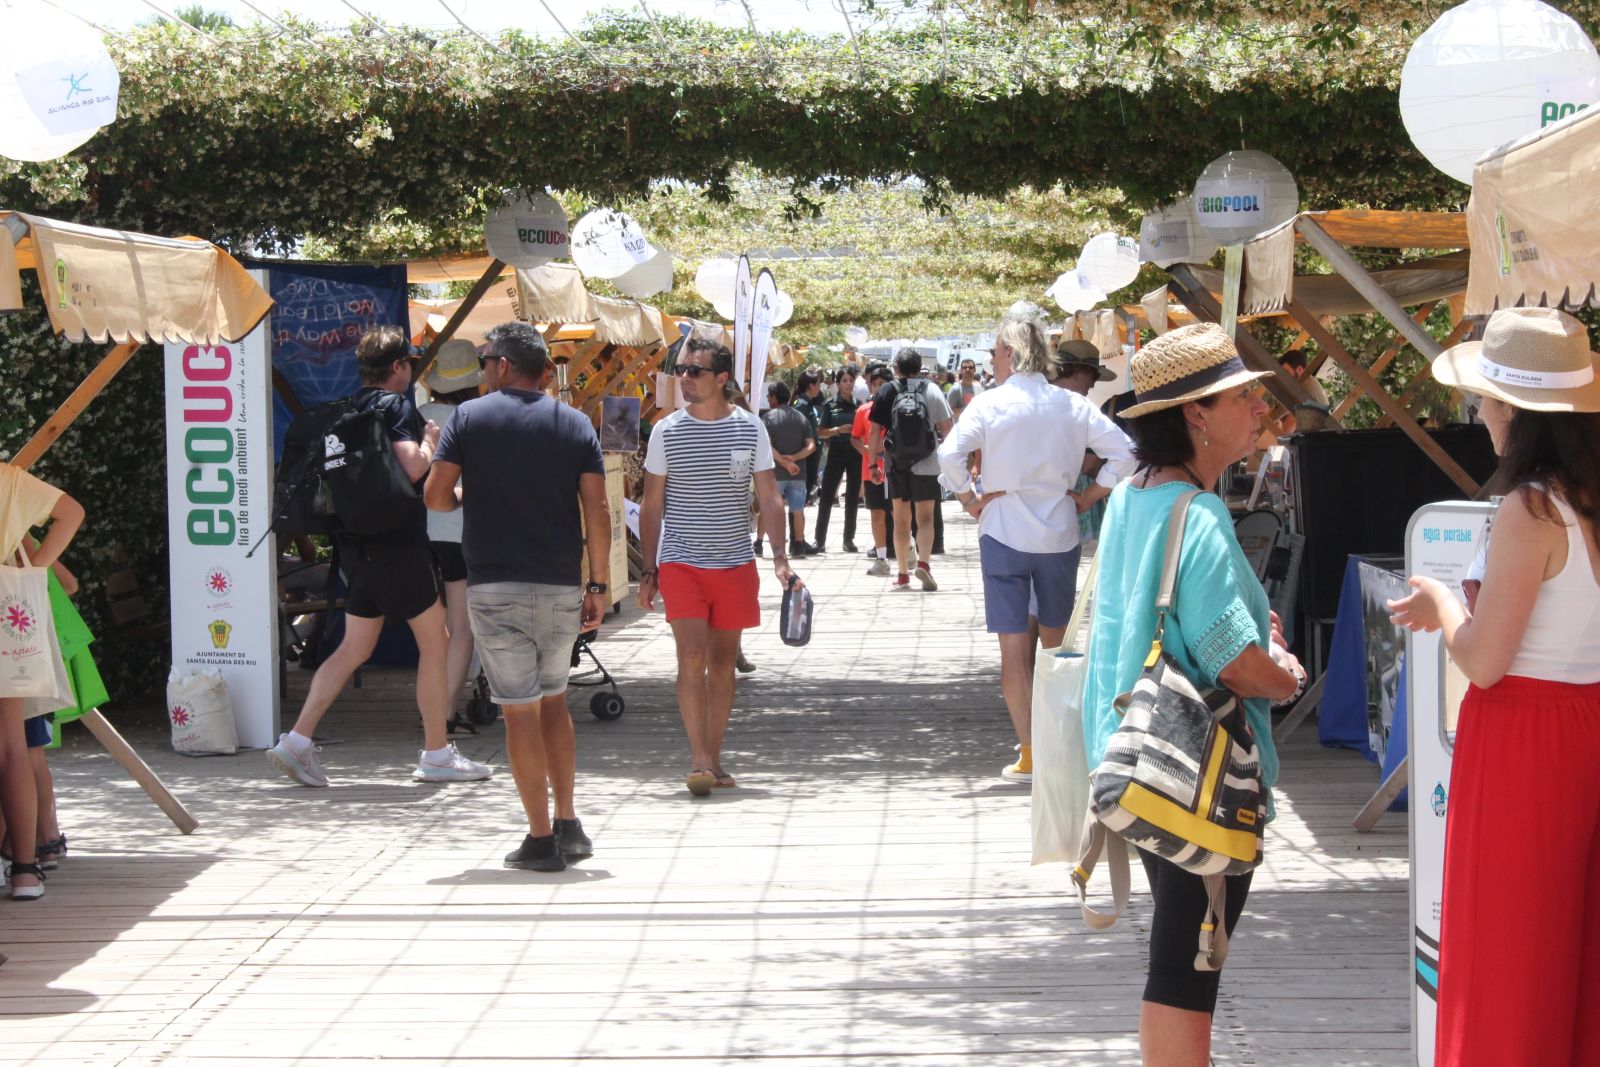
top-left (504, 834), bottom-right (566, 872)
top-left (553, 818), bottom-right (593, 863)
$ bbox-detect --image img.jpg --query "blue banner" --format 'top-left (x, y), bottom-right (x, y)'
top-left (254, 261), bottom-right (410, 457)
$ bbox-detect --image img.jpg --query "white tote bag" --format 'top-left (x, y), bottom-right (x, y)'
top-left (0, 554), bottom-right (74, 716)
top-left (1030, 550), bottom-right (1101, 866)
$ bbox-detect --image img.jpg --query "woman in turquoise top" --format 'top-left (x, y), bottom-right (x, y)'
top-left (1083, 323), bottom-right (1305, 1067)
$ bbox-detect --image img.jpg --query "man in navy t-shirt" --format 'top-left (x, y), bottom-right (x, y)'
top-left (426, 322), bottom-right (610, 873)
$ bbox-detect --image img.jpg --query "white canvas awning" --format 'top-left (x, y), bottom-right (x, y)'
top-left (515, 262), bottom-right (667, 347)
top-left (1466, 106), bottom-right (1600, 314)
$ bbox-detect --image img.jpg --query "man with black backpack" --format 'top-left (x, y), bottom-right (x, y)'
top-left (265, 326), bottom-right (492, 789)
top-left (867, 347), bottom-right (953, 591)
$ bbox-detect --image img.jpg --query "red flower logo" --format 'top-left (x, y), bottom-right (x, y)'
top-left (170, 705), bottom-right (191, 727)
top-left (206, 570), bottom-right (232, 596)
top-left (5, 603), bottom-right (31, 635)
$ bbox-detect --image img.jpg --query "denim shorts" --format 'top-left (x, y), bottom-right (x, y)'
top-left (979, 536), bottom-right (1081, 634)
top-left (777, 478), bottom-right (807, 510)
top-left (466, 582), bottom-right (584, 703)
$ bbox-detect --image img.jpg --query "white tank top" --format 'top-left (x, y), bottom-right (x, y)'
top-left (1506, 492), bottom-right (1600, 684)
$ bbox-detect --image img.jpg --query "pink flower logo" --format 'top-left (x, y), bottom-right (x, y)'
top-left (205, 569), bottom-right (232, 597)
top-left (170, 705), bottom-right (191, 727)
top-left (4, 602), bottom-right (31, 636)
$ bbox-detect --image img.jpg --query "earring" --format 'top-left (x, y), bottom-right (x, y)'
top-left (1202, 433), bottom-right (1210, 448)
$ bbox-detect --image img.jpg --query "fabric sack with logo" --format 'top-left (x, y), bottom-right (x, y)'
top-left (1030, 550), bottom-right (1100, 866)
top-left (885, 378), bottom-right (936, 470)
top-left (1072, 491), bottom-right (1265, 971)
top-left (0, 554), bottom-right (74, 717)
top-left (167, 666), bottom-right (239, 756)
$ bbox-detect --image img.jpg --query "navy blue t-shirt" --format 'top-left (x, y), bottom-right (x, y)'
top-left (434, 389), bottom-right (605, 587)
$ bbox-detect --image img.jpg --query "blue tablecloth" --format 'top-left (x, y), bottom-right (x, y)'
top-left (1318, 555), bottom-right (1408, 810)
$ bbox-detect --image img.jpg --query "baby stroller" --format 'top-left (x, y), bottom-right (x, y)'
top-left (452, 626), bottom-right (625, 732)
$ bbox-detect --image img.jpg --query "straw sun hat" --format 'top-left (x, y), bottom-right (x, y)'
top-left (1119, 322), bottom-right (1272, 419)
top-left (421, 338), bottom-right (485, 395)
top-left (1055, 339), bottom-right (1116, 382)
top-left (1432, 306), bottom-right (1600, 414)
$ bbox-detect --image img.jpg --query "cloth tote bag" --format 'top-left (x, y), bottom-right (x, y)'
top-left (0, 553), bottom-right (75, 717)
top-left (1073, 491), bottom-right (1266, 971)
top-left (1030, 549), bottom-right (1101, 865)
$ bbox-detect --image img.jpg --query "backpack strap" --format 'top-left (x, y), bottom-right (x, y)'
top-left (1195, 874), bottom-right (1230, 972)
top-left (1071, 812), bottom-right (1130, 930)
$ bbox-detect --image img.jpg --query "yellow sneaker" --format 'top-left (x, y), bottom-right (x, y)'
top-left (1001, 744), bottom-right (1033, 784)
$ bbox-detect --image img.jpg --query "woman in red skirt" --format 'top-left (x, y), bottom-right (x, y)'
top-left (1390, 306), bottom-right (1600, 1067)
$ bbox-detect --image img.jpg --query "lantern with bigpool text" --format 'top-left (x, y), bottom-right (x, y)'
top-left (1191, 151), bottom-right (1300, 246)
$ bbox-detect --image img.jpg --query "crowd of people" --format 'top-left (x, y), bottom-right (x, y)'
top-left (2, 303), bottom-right (1594, 1067)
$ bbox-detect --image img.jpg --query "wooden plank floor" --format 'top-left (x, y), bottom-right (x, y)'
top-left (4, 504), bottom-right (1413, 1066)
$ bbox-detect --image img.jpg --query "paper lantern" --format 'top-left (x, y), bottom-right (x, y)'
top-left (1399, 0), bottom-right (1600, 185)
top-left (1078, 233), bottom-right (1141, 292)
top-left (0, 3), bottom-right (120, 162)
top-left (1139, 197), bottom-right (1220, 267)
top-left (844, 326), bottom-right (869, 347)
top-left (694, 258), bottom-right (738, 319)
top-left (570, 209), bottom-right (654, 280)
top-left (1192, 151), bottom-right (1299, 245)
top-left (772, 290), bottom-right (794, 327)
top-left (612, 246), bottom-right (674, 298)
top-left (1046, 269), bottom-right (1106, 314)
top-left (483, 192), bottom-right (569, 267)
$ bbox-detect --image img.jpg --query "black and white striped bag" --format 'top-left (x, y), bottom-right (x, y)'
top-left (1071, 490), bottom-right (1265, 971)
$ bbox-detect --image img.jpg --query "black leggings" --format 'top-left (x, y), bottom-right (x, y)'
top-left (814, 451), bottom-right (861, 547)
top-left (1140, 851), bottom-right (1253, 1014)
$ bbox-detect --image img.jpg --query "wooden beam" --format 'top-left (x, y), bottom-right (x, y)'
top-left (413, 258), bottom-right (505, 381)
top-left (1285, 302), bottom-right (1480, 496)
top-left (1331, 301), bottom-right (1440, 422)
top-left (272, 367), bottom-right (305, 416)
top-left (79, 709), bottom-right (200, 834)
top-left (10, 341), bottom-right (143, 471)
top-left (1377, 318), bottom-right (1473, 429)
top-left (1295, 217), bottom-right (1446, 361)
top-left (1166, 266), bottom-right (1327, 422)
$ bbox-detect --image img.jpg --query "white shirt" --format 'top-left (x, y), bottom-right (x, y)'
top-left (644, 407), bottom-right (774, 569)
top-left (936, 371), bottom-right (1136, 554)
top-left (852, 376), bottom-right (871, 403)
top-left (1507, 492), bottom-right (1600, 683)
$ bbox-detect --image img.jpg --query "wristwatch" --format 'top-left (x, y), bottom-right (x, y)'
top-left (585, 581), bottom-right (608, 595)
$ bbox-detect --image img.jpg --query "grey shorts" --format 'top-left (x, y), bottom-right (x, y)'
top-left (466, 582), bottom-right (584, 703)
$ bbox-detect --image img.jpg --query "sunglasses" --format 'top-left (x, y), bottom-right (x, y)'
top-left (673, 364), bottom-right (715, 378)
top-left (476, 354), bottom-right (498, 369)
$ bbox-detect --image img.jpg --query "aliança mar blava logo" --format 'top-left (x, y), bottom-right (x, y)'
top-left (63, 72), bottom-right (92, 101)
top-left (0, 595), bottom-right (36, 639)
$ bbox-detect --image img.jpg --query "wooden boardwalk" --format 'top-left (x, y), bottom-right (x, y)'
top-left (5, 505), bottom-right (1413, 1065)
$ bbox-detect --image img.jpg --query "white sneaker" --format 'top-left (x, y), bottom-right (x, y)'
top-left (413, 743), bottom-right (493, 783)
top-left (866, 557), bottom-right (890, 577)
top-left (266, 735), bottom-right (330, 788)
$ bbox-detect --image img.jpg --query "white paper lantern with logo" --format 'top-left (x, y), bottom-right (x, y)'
top-left (570, 209), bottom-right (654, 280)
top-left (484, 192), bottom-right (569, 267)
top-left (1078, 233), bottom-right (1141, 292)
top-left (772, 289), bottom-right (794, 327)
top-left (1191, 151), bottom-right (1300, 245)
top-left (612, 247), bottom-right (674, 299)
top-left (1046, 269), bottom-right (1106, 314)
top-left (1139, 197), bottom-right (1220, 267)
top-left (694, 258), bottom-right (739, 318)
top-left (1399, 0), bottom-right (1600, 185)
top-left (844, 326), bottom-right (869, 347)
top-left (0, 2), bottom-right (120, 162)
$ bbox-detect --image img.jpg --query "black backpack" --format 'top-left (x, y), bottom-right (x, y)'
top-left (272, 393), bottom-right (419, 540)
top-left (885, 379), bottom-right (936, 470)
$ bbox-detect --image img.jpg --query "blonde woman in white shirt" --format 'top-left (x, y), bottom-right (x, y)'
top-left (936, 319), bottom-right (1136, 782)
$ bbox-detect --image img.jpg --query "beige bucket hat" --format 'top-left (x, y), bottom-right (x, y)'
top-left (421, 338), bottom-right (485, 395)
top-left (1432, 306), bottom-right (1600, 413)
top-left (1120, 322), bottom-right (1271, 418)
top-left (1055, 339), bottom-right (1117, 382)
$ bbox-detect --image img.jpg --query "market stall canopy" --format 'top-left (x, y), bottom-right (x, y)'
top-left (516, 262), bottom-right (667, 347)
top-left (1467, 106), bottom-right (1600, 314)
top-left (1, 212), bottom-right (272, 345)
top-left (411, 274), bottom-right (523, 347)
top-left (1189, 245), bottom-right (1470, 318)
top-left (406, 252), bottom-right (504, 286)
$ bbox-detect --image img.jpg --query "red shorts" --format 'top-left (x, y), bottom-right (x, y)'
top-left (658, 562), bottom-right (761, 631)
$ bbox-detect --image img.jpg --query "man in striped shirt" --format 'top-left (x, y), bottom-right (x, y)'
top-left (638, 338), bottom-right (800, 796)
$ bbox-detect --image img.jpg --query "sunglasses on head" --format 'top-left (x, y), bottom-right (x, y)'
top-left (673, 364), bottom-right (715, 378)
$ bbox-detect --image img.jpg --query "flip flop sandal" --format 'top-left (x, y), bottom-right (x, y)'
top-left (685, 770), bottom-right (716, 797)
top-left (712, 769), bottom-right (737, 788)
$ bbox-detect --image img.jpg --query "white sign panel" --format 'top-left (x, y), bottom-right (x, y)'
top-left (748, 269), bottom-right (778, 411)
top-left (164, 295), bottom-right (279, 750)
top-left (483, 192), bottom-right (569, 266)
top-left (1193, 179), bottom-right (1269, 232)
top-left (1405, 500), bottom-right (1495, 1067)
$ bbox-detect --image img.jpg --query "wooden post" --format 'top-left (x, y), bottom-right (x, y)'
top-left (1284, 302), bottom-right (1481, 496)
top-left (79, 710), bottom-right (200, 834)
top-left (1166, 266), bottom-right (1326, 422)
top-left (1331, 301), bottom-right (1440, 422)
top-left (1377, 318), bottom-right (1474, 429)
top-left (412, 258), bottom-right (506, 381)
top-left (1295, 217), bottom-right (1446, 361)
top-left (1354, 757), bottom-right (1408, 832)
top-left (272, 367), bottom-right (305, 416)
top-left (9, 340), bottom-right (143, 470)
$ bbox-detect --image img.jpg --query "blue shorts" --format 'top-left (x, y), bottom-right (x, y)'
top-left (25, 715), bottom-right (52, 748)
top-left (778, 479), bottom-right (807, 511)
top-left (979, 536), bottom-right (1081, 634)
